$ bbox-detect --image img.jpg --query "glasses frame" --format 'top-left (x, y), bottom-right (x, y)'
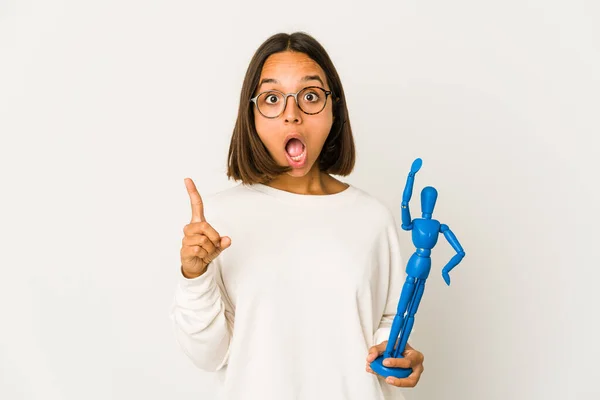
top-left (250, 86), bottom-right (333, 119)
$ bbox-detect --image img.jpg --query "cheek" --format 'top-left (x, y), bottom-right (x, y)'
top-left (308, 113), bottom-right (334, 142)
top-left (319, 103), bottom-right (335, 130)
top-left (254, 117), bottom-right (280, 151)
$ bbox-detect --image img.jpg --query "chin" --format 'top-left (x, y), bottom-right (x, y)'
top-left (286, 162), bottom-right (315, 176)
top-left (285, 167), bottom-right (309, 177)
top-left (285, 171), bottom-right (307, 177)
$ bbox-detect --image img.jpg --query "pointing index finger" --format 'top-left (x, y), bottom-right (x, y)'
top-left (184, 178), bottom-right (205, 223)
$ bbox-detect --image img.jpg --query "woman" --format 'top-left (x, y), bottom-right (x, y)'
top-left (171, 32), bottom-right (424, 400)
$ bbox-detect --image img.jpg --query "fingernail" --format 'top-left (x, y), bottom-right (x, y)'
top-left (383, 359), bottom-right (391, 366)
top-left (386, 377), bottom-right (394, 384)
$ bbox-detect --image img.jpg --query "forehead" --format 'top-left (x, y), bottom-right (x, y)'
top-left (260, 51), bottom-right (325, 79)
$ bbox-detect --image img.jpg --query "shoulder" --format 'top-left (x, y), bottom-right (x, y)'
top-left (203, 183), bottom-right (249, 204)
top-left (347, 184), bottom-right (397, 228)
top-left (200, 183), bottom-right (250, 220)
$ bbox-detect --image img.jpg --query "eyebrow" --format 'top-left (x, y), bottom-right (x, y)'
top-left (258, 75), bottom-right (325, 90)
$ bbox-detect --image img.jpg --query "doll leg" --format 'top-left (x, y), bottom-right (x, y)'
top-left (383, 275), bottom-right (417, 359)
top-left (393, 278), bottom-right (426, 358)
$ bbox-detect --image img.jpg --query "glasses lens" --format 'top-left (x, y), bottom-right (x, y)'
top-left (297, 87), bottom-right (327, 114)
top-left (257, 91), bottom-right (285, 118)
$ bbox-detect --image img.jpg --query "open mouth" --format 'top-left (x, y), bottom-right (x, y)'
top-left (284, 137), bottom-right (307, 167)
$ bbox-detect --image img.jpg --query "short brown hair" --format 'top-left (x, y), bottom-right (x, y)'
top-left (226, 32), bottom-right (355, 184)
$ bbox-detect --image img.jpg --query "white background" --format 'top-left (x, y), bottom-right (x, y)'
top-left (1, 1), bottom-right (599, 399)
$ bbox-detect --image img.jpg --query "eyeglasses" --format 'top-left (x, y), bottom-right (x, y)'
top-left (250, 86), bottom-right (333, 119)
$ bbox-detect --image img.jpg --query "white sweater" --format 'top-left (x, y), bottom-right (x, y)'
top-left (170, 182), bottom-right (408, 400)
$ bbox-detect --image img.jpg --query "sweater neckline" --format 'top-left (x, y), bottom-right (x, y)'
top-left (244, 182), bottom-right (359, 206)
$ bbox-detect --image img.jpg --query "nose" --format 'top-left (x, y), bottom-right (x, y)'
top-left (283, 94), bottom-right (302, 123)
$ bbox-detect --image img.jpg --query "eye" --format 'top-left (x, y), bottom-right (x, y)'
top-left (265, 93), bottom-right (280, 105)
top-left (303, 91), bottom-right (320, 102)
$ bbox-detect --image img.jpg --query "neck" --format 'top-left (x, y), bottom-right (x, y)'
top-left (264, 164), bottom-right (342, 195)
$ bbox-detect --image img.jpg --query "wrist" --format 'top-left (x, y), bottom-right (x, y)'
top-left (181, 265), bottom-right (206, 279)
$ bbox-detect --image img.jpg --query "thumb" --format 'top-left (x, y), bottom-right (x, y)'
top-left (205, 236), bottom-right (232, 265)
top-left (366, 340), bottom-right (388, 362)
top-left (219, 236), bottom-right (232, 249)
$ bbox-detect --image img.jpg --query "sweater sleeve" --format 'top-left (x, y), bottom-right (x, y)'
top-left (373, 211), bottom-right (408, 347)
top-left (170, 258), bottom-right (235, 371)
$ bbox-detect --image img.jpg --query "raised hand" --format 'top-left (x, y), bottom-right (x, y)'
top-left (180, 178), bottom-right (231, 278)
top-left (402, 158), bottom-right (422, 205)
top-left (410, 158), bottom-right (422, 176)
